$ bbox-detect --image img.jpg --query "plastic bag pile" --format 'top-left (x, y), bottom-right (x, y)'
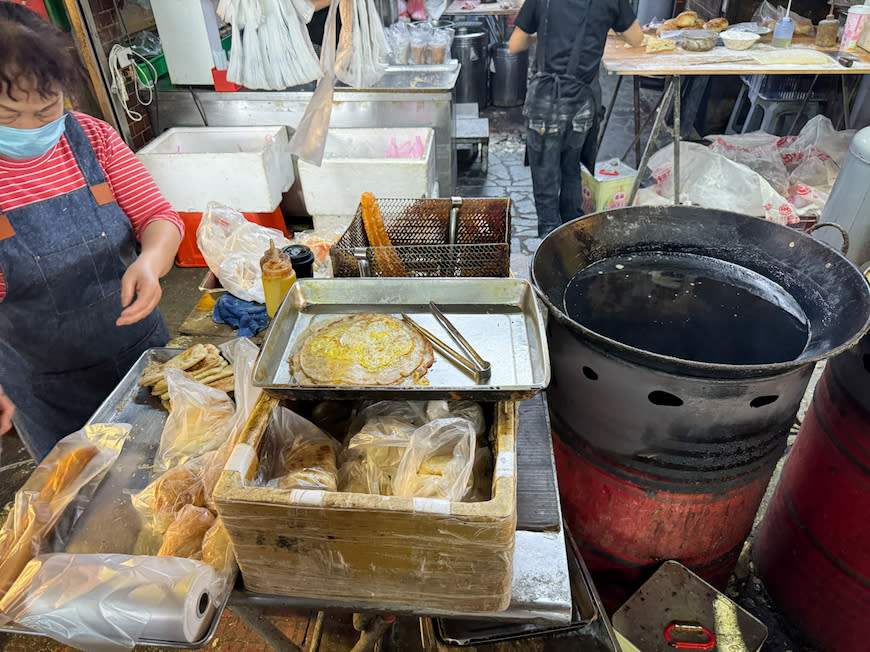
top-left (637, 116), bottom-right (855, 224)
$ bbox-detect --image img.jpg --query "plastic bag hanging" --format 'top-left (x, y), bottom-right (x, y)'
top-left (335, 0), bottom-right (389, 89)
top-left (218, 0), bottom-right (322, 89)
top-left (289, 0), bottom-right (340, 165)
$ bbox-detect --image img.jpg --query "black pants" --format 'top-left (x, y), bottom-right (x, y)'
top-left (526, 105), bottom-right (595, 238)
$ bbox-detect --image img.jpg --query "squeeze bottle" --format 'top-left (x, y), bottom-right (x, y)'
top-left (260, 239), bottom-right (296, 318)
top-left (772, 15), bottom-right (795, 48)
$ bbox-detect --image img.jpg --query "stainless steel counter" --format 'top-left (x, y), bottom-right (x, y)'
top-left (149, 63), bottom-right (460, 199)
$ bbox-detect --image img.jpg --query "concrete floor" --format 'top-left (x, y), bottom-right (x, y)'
top-left (0, 70), bottom-right (827, 651)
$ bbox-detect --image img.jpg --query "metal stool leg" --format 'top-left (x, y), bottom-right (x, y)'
top-left (481, 141), bottom-right (488, 175)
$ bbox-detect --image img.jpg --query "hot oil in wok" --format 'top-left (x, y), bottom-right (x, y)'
top-left (563, 252), bottom-right (810, 365)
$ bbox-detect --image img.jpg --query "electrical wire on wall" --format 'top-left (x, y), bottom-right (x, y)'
top-left (108, 44), bottom-right (158, 122)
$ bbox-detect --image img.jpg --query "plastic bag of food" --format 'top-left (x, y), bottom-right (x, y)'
top-left (158, 504), bottom-right (216, 559)
top-left (392, 417), bottom-right (476, 501)
top-left (0, 425), bottom-right (128, 601)
top-left (408, 22), bottom-right (432, 63)
top-left (252, 406), bottom-right (341, 491)
top-left (155, 369), bottom-right (235, 472)
top-left (197, 202), bottom-right (292, 304)
top-left (132, 454), bottom-right (210, 535)
top-left (751, 0), bottom-right (814, 35)
top-left (428, 26), bottom-right (453, 64)
top-left (425, 400), bottom-right (486, 437)
top-left (338, 416), bottom-right (417, 493)
top-left (200, 517), bottom-right (236, 577)
top-left (385, 22), bottom-right (411, 64)
top-left (0, 553), bottom-right (222, 652)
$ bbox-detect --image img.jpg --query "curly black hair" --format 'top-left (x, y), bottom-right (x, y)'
top-left (0, 2), bottom-right (84, 99)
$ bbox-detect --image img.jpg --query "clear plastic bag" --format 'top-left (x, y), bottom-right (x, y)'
top-left (392, 417), bottom-right (476, 501)
top-left (155, 369), bottom-right (236, 472)
top-left (196, 202), bottom-right (292, 304)
top-left (289, 0), bottom-right (339, 165)
top-left (425, 400), bottom-right (486, 437)
top-left (338, 416), bottom-right (417, 494)
top-left (132, 455), bottom-right (210, 535)
top-left (0, 424), bottom-right (128, 600)
top-left (639, 141), bottom-right (799, 224)
top-left (428, 26), bottom-right (453, 64)
top-left (0, 553), bottom-right (223, 652)
top-left (751, 0), bottom-right (814, 35)
top-left (335, 0), bottom-right (389, 88)
top-left (252, 406), bottom-right (341, 491)
top-left (385, 22), bottom-right (411, 64)
top-left (408, 21), bottom-right (432, 63)
top-left (158, 504), bottom-right (216, 558)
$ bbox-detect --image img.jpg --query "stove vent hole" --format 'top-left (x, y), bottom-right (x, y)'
top-left (582, 366), bottom-right (598, 380)
top-left (750, 395), bottom-right (779, 408)
top-left (648, 391), bottom-right (683, 407)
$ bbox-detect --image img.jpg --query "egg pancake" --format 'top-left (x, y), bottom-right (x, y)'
top-left (289, 313), bottom-right (434, 385)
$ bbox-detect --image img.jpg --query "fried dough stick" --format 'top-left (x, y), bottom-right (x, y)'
top-left (360, 192), bottom-right (406, 277)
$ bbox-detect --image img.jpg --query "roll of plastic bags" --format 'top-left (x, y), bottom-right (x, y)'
top-left (0, 553), bottom-right (221, 652)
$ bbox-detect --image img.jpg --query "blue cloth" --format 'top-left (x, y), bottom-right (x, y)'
top-left (213, 294), bottom-right (269, 337)
top-left (0, 112), bottom-right (169, 461)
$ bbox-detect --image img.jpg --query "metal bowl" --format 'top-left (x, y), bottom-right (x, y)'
top-left (680, 29), bottom-right (719, 51)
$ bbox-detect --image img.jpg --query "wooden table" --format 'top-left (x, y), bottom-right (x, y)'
top-left (599, 34), bottom-right (870, 204)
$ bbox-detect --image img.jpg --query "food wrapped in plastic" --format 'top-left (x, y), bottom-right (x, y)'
top-left (385, 22), bottom-right (411, 64)
top-left (425, 400), bottom-right (486, 437)
top-left (0, 424), bottom-right (127, 599)
top-left (158, 504), bottom-right (216, 559)
top-left (392, 417), bottom-right (476, 501)
top-left (253, 406), bottom-right (341, 492)
top-left (338, 416), bottom-right (417, 494)
top-left (155, 369), bottom-right (235, 471)
top-left (200, 518), bottom-right (235, 577)
top-left (428, 26), bottom-right (454, 64)
top-left (346, 400), bottom-right (429, 440)
top-left (0, 553), bottom-right (222, 651)
top-left (408, 22), bottom-right (432, 64)
top-left (133, 456), bottom-right (208, 534)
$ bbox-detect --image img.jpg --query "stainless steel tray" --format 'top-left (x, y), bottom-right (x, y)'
top-left (253, 278), bottom-right (550, 400)
top-left (0, 348), bottom-right (234, 650)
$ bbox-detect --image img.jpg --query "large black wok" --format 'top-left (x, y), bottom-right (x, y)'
top-left (532, 206), bottom-right (870, 380)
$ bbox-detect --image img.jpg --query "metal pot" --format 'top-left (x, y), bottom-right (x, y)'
top-left (532, 205), bottom-right (870, 379)
top-left (532, 205), bottom-right (870, 458)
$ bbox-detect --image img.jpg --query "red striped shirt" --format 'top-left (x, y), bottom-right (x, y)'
top-left (0, 112), bottom-right (184, 302)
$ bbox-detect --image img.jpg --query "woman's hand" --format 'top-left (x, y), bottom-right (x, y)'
top-left (117, 254), bottom-right (163, 326)
top-left (0, 386), bottom-right (15, 435)
top-left (116, 220), bottom-right (182, 327)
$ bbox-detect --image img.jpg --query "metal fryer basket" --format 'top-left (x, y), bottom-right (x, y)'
top-left (331, 197), bottom-right (511, 278)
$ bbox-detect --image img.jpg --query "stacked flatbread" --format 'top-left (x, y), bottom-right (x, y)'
top-left (139, 344), bottom-right (234, 409)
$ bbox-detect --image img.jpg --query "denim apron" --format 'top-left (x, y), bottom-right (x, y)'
top-left (0, 113), bottom-right (169, 460)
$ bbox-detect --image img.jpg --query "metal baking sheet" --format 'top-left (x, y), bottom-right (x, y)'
top-left (253, 278), bottom-right (550, 400)
top-left (0, 348), bottom-right (234, 650)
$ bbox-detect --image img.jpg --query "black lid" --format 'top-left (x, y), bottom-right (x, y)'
top-left (282, 244), bottom-right (315, 264)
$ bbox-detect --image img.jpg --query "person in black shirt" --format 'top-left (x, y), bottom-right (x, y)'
top-left (509, 0), bottom-right (643, 237)
top-left (308, 0), bottom-right (342, 53)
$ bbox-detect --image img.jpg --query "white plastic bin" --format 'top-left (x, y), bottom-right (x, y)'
top-left (297, 128), bottom-right (436, 218)
top-left (136, 126), bottom-right (294, 213)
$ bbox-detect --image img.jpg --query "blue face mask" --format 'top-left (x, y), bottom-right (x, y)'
top-left (0, 114), bottom-right (67, 160)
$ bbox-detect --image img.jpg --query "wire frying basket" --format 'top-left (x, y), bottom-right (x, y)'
top-left (331, 197), bottom-right (512, 278)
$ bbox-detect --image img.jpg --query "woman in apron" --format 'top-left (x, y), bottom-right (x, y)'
top-left (0, 3), bottom-right (183, 460)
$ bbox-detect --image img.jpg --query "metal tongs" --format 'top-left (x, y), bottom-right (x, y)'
top-left (402, 301), bottom-right (492, 383)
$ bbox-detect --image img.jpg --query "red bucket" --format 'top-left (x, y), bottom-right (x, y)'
top-left (755, 358), bottom-right (870, 652)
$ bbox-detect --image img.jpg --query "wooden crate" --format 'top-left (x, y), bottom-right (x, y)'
top-left (213, 394), bottom-right (517, 612)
